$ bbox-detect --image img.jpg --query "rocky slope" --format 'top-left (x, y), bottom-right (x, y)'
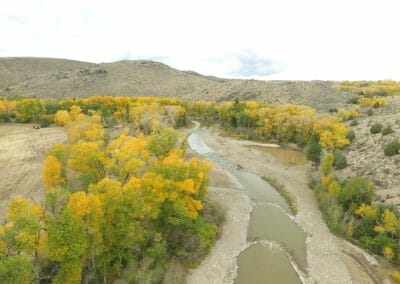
top-left (340, 96), bottom-right (400, 204)
top-left (0, 57), bottom-right (349, 111)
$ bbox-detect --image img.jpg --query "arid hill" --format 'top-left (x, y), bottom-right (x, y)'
top-left (341, 96), bottom-right (400, 204)
top-left (0, 57), bottom-right (349, 110)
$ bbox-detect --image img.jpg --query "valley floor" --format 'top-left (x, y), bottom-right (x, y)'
top-left (0, 122), bottom-right (395, 283)
top-left (188, 125), bottom-right (394, 284)
top-left (0, 123), bottom-right (66, 218)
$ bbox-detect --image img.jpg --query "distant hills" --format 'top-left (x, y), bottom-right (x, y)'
top-left (0, 57), bottom-right (350, 110)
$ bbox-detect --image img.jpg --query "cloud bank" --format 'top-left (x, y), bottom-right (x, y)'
top-left (228, 51), bottom-right (284, 77)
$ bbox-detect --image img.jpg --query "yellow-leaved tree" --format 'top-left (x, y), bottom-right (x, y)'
top-left (68, 141), bottom-right (108, 186)
top-left (43, 155), bottom-right (65, 189)
top-left (106, 134), bottom-right (151, 183)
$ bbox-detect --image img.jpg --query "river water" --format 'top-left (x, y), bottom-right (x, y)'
top-left (188, 130), bottom-right (307, 284)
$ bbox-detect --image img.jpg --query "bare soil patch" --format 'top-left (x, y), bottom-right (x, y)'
top-left (0, 123), bottom-right (66, 218)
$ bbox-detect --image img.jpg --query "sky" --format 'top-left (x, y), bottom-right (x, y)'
top-left (1, 0), bottom-right (400, 80)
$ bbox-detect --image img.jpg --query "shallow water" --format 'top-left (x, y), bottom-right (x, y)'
top-left (188, 130), bottom-right (307, 284)
top-left (235, 243), bottom-right (302, 284)
top-left (246, 145), bottom-right (308, 166)
top-left (248, 203), bottom-right (307, 270)
top-left (235, 171), bottom-right (290, 213)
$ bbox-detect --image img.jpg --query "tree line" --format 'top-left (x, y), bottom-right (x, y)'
top-left (0, 100), bottom-right (221, 283)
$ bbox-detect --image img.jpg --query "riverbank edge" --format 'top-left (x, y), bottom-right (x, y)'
top-left (198, 126), bottom-right (383, 283)
top-left (186, 186), bottom-right (253, 284)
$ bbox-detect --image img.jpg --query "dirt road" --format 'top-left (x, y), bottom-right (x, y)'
top-left (0, 123), bottom-right (66, 218)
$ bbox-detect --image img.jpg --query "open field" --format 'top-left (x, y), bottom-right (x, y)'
top-left (0, 124), bottom-right (66, 218)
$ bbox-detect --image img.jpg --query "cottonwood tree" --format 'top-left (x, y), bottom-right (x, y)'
top-left (43, 155), bottom-right (65, 189)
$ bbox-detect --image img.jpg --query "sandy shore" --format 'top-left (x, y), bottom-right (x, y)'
top-left (188, 126), bottom-right (393, 284)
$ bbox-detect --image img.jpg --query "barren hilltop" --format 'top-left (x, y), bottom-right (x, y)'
top-left (0, 57), bottom-right (349, 110)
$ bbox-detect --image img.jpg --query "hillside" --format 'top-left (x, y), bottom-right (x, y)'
top-left (340, 96), bottom-right (400, 204)
top-left (0, 57), bottom-right (349, 110)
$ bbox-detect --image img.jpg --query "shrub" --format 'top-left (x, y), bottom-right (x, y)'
top-left (333, 150), bottom-right (348, 170)
top-left (0, 113), bottom-right (11, 122)
top-left (16, 99), bottom-right (43, 123)
top-left (329, 108), bottom-right (338, 113)
top-left (350, 120), bottom-right (359, 126)
top-left (347, 97), bottom-right (360, 105)
top-left (384, 140), bottom-right (400, 156)
top-left (40, 115), bottom-right (53, 128)
top-left (346, 130), bottom-right (356, 142)
top-left (367, 109), bottom-right (374, 116)
top-left (352, 219), bottom-right (377, 239)
top-left (339, 107), bottom-right (360, 121)
top-left (359, 97), bottom-right (388, 108)
top-left (338, 177), bottom-right (375, 210)
top-left (391, 271), bottom-right (400, 283)
top-left (314, 187), bottom-right (343, 234)
top-left (44, 100), bottom-right (62, 115)
top-left (382, 125), bottom-right (394, 136)
top-left (370, 123), bottom-right (383, 134)
top-left (360, 233), bottom-right (396, 255)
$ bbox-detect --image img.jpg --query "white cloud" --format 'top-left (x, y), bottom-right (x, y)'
top-left (1, 0), bottom-right (400, 80)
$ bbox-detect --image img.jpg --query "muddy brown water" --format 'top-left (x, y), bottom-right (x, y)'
top-left (188, 130), bottom-right (307, 284)
top-left (246, 145), bottom-right (308, 166)
top-left (234, 172), bottom-right (307, 283)
top-left (235, 243), bottom-right (302, 284)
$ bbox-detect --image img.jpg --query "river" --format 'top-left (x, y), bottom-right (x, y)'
top-left (188, 129), bottom-right (307, 284)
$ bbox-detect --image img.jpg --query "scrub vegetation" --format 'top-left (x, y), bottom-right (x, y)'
top-left (310, 151), bottom-right (400, 272)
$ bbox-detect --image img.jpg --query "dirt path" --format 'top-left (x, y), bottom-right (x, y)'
top-left (0, 123), bottom-right (66, 219)
top-left (194, 126), bottom-right (391, 284)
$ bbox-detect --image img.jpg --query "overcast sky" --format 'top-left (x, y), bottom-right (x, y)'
top-left (1, 0), bottom-right (400, 80)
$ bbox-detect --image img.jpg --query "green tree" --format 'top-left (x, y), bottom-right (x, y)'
top-left (47, 211), bottom-right (88, 284)
top-left (89, 178), bottom-right (146, 279)
top-left (338, 177), bottom-right (375, 210)
top-left (307, 138), bottom-right (322, 170)
top-left (0, 255), bottom-right (34, 284)
top-left (148, 128), bottom-right (180, 158)
top-left (16, 99), bottom-right (43, 123)
top-left (0, 197), bottom-right (44, 282)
